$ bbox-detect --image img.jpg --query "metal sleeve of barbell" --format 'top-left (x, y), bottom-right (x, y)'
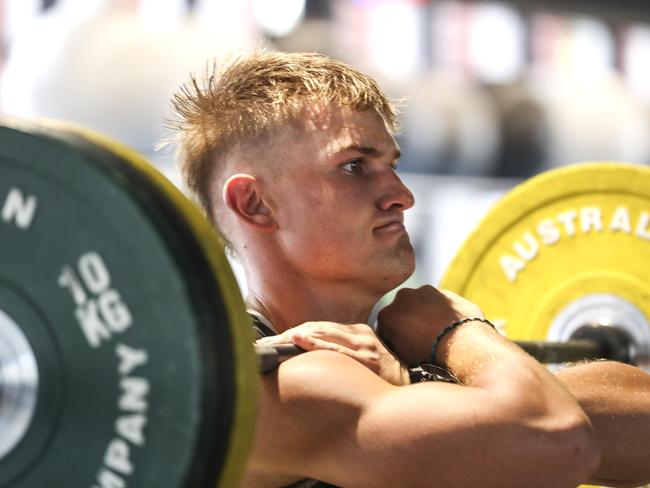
top-left (255, 344), bottom-right (305, 374)
top-left (515, 339), bottom-right (608, 363)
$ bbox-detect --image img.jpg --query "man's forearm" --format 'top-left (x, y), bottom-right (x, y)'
top-left (439, 322), bottom-right (599, 458)
top-left (556, 361), bottom-right (650, 487)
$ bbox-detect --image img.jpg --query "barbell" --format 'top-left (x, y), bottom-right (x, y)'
top-left (1, 119), bottom-right (649, 487)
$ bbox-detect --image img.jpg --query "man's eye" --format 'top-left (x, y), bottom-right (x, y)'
top-left (342, 160), bottom-right (364, 174)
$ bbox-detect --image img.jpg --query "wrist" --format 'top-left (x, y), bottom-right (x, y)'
top-left (430, 317), bottom-right (496, 366)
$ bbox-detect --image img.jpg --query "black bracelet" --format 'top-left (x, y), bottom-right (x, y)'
top-left (408, 364), bottom-right (458, 384)
top-left (430, 317), bottom-right (496, 365)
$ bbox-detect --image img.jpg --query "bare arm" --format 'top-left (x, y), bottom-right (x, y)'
top-left (374, 286), bottom-right (650, 487)
top-left (246, 294), bottom-right (599, 487)
top-left (284, 328), bottom-right (650, 487)
top-left (555, 361), bottom-right (650, 488)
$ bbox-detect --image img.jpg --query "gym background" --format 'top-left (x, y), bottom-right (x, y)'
top-left (1, 0), bottom-right (649, 293)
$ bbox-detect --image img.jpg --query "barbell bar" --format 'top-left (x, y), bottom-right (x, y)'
top-left (256, 322), bottom-right (636, 373)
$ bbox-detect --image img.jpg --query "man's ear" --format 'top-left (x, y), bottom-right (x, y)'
top-left (222, 174), bottom-right (276, 230)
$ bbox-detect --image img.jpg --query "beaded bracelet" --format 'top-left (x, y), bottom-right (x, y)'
top-left (430, 317), bottom-right (496, 365)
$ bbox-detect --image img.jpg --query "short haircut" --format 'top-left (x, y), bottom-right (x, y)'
top-left (166, 51), bottom-right (399, 245)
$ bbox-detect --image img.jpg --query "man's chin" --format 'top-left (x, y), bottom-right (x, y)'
top-left (396, 240), bottom-right (416, 275)
top-left (377, 251), bottom-right (416, 290)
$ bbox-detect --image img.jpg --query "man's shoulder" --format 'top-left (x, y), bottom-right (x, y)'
top-left (256, 350), bottom-right (392, 446)
top-left (250, 350), bottom-right (389, 484)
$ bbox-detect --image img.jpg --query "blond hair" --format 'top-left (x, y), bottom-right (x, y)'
top-left (166, 51), bottom-right (398, 243)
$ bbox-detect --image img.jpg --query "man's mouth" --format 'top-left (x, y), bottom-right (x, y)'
top-left (374, 221), bottom-right (406, 234)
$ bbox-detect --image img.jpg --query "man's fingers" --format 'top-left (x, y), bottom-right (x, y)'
top-left (293, 334), bottom-right (339, 351)
top-left (291, 334), bottom-right (371, 363)
top-left (257, 332), bottom-right (362, 358)
top-left (257, 322), bottom-right (373, 351)
top-left (256, 334), bottom-right (288, 345)
top-left (255, 323), bottom-right (402, 380)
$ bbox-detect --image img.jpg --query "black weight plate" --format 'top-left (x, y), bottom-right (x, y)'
top-left (0, 118), bottom-right (257, 487)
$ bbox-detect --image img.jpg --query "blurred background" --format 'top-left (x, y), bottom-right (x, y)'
top-left (1, 0), bottom-right (649, 290)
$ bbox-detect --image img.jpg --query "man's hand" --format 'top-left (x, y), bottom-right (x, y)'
top-left (256, 321), bottom-right (410, 386)
top-left (377, 285), bottom-right (484, 365)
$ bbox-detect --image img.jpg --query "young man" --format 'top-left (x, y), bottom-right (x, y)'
top-left (169, 51), bottom-right (650, 487)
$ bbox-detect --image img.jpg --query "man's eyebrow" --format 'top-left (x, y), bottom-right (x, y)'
top-left (336, 144), bottom-right (401, 160)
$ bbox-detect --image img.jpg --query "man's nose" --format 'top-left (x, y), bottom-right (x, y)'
top-left (377, 172), bottom-right (415, 211)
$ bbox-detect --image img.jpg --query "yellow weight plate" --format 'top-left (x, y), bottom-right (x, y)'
top-left (440, 162), bottom-right (650, 372)
top-left (441, 162), bottom-right (650, 488)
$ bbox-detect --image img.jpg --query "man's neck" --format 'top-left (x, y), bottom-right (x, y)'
top-left (245, 270), bottom-right (380, 333)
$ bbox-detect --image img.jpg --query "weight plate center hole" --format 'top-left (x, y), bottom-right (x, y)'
top-left (0, 308), bottom-right (39, 461)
